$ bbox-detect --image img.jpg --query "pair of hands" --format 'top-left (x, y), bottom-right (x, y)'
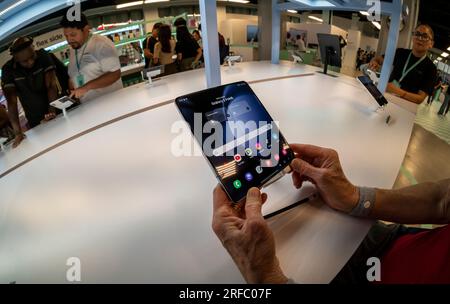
top-left (212, 144), bottom-right (359, 284)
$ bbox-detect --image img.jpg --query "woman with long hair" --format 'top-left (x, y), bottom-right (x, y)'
top-left (175, 25), bottom-right (202, 71)
top-left (153, 24), bottom-right (177, 75)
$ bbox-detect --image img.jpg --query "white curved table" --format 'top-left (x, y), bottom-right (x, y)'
top-left (0, 61), bottom-right (415, 283)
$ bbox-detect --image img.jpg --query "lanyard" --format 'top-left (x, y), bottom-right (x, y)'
top-left (75, 34), bottom-right (92, 74)
top-left (399, 51), bottom-right (426, 84)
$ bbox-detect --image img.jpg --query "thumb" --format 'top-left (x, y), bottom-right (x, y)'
top-left (245, 188), bottom-right (263, 220)
top-left (290, 158), bottom-right (321, 181)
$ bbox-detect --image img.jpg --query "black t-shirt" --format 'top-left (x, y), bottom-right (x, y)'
top-left (389, 48), bottom-right (437, 95)
top-left (176, 38), bottom-right (200, 60)
top-left (1, 49), bottom-right (56, 127)
top-left (143, 36), bottom-right (158, 68)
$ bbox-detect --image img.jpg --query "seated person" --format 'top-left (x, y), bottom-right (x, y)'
top-left (368, 24), bottom-right (437, 104)
top-left (212, 144), bottom-right (450, 284)
top-left (1, 37), bottom-right (59, 148)
top-left (60, 12), bottom-right (122, 102)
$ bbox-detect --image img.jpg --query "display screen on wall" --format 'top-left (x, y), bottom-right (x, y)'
top-left (247, 25), bottom-right (258, 43)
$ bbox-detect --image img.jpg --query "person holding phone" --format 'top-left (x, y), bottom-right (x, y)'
top-left (212, 144), bottom-right (450, 284)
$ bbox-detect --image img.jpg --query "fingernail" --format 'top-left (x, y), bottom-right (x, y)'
top-left (248, 187), bottom-right (260, 198)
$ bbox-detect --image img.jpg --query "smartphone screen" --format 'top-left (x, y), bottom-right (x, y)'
top-left (358, 76), bottom-right (388, 107)
top-left (175, 81), bottom-right (294, 203)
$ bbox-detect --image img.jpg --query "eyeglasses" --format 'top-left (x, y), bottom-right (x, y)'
top-left (412, 31), bottom-right (432, 41)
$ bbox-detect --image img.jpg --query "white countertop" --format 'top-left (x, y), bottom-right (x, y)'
top-left (0, 61), bottom-right (415, 283)
top-left (0, 61), bottom-right (317, 178)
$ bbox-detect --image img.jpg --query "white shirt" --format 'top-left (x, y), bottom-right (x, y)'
top-left (68, 34), bottom-right (123, 102)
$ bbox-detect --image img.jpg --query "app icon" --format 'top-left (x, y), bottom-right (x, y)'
top-left (256, 166), bottom-right (263, 174)
top-left (255, 143), bottom-right (262, 150)
top-left (233, 180), bottom-right (242, 189)
top-left (265, 160), bottom-right (273, 167)
top-left (245, 148), bottom-right (253, 157)
top-left (245, 173), bottom-right (253, 182)
top-left (234, 154), bottom-right (242, 162)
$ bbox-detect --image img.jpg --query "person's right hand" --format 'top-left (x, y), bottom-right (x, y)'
top-left (289, 144), bottom-right (359, 214)
top-left (12, 133), bottom-right (25, 148)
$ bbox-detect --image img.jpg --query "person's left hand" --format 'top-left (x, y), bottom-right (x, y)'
top-left (212, 185), bottom-right (288, 284)
top-left (70, 86), bottom-right (90, 99)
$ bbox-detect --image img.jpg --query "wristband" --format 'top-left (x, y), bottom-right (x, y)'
top-left (349, 187), bottom-right (376, 218)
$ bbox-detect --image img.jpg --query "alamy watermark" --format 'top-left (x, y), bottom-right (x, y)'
top-left (66, 0), bottom-right (81, 22)
top-left (171, 116), bottom-right (285, 168)
top-left (366, 0), bottom-right (381, 22)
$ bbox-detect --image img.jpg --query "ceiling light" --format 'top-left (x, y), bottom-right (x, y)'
top-left (292, 0), bottom-right (335, 6)
top-left (117, 1), bottom-right (143, 9)
top-left (287, 10), bottom-right (298, 14)
top-left (228, 0), bottom-right (250, 3)
top-left (144, 0), bottom-right (170, 3)
top-left (308, 16), bottom-right (323, 22)
top-left (441, 52), bottom-right (449, 58)
top-left (372, 21), bottom-right (381, 30)
top-left (447, 46), bottom-right (450, 52)
top-left (0, 0), bottom-right (28, 17)
top-left (359, 11), bottom-right (369, 16)
top-left (437, 57), bottom-right (442, 61)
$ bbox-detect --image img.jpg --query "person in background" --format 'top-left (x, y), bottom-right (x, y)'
top-left (438, 85), bottom-right (450, 116)
top-left (174, 17), bottom-right (187, 28)
top-left (295, 34), bottom-right (306, 52)
top-left (0, 105), bottom-right (14, 142)
top-left (192, 30), bottom-right (203, 48)
top-left (197, 23), bottom-right (229, 65)
top-left (120, 43), bottom-right (137, 66)
top-left (212, 144), bottom-right (450, 284)
top-left (153, 25), bottom-right (177, 76)
top-left (175, 25), bottom-right (202, 71)
top-left (1, 37), bottom-right (59, 148)
top-left (143, 22), bottom-right (162, 69)
top-left (60, 12), bottom-right (123, 102)
top-left (428, 76), bottom-right (442, 105)
top-left (368, 24), bottom-right (437, 104)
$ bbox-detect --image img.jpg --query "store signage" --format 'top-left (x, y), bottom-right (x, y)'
top-left (34, 29), bottom-right (65, 50)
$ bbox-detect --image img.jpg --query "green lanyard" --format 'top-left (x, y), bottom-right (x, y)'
top-left (398, 51), bottom-right (426, 84)
top-left (75, 34), bottom-right (92, 74)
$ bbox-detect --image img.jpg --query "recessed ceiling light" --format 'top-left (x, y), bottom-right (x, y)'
top-left (308, 16), bottom-right (323, 22)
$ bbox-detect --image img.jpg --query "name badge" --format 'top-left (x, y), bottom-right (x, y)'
top-left (76, 74), bottom-right (85, 87)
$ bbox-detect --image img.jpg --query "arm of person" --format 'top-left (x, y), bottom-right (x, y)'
top-left (194, 47), bottom-right (202, 63)
top-left (386, 83), bottom-right (428, 104)
top-left (3, 87), bottom-right (25, 148)
top-left (143, 39), bottom-right (153, 59)
top-left (70, 70), bottom-right (121, 99)
top-left (44, 69), bottom-right (58, 120)
top-left (153, 43), bottom-right (160, 65)
top-left (289, 144), bottom-right (450, 225)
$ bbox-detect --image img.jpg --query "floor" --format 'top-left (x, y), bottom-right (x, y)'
top-left (392, 101), bottom-right (450, 228)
